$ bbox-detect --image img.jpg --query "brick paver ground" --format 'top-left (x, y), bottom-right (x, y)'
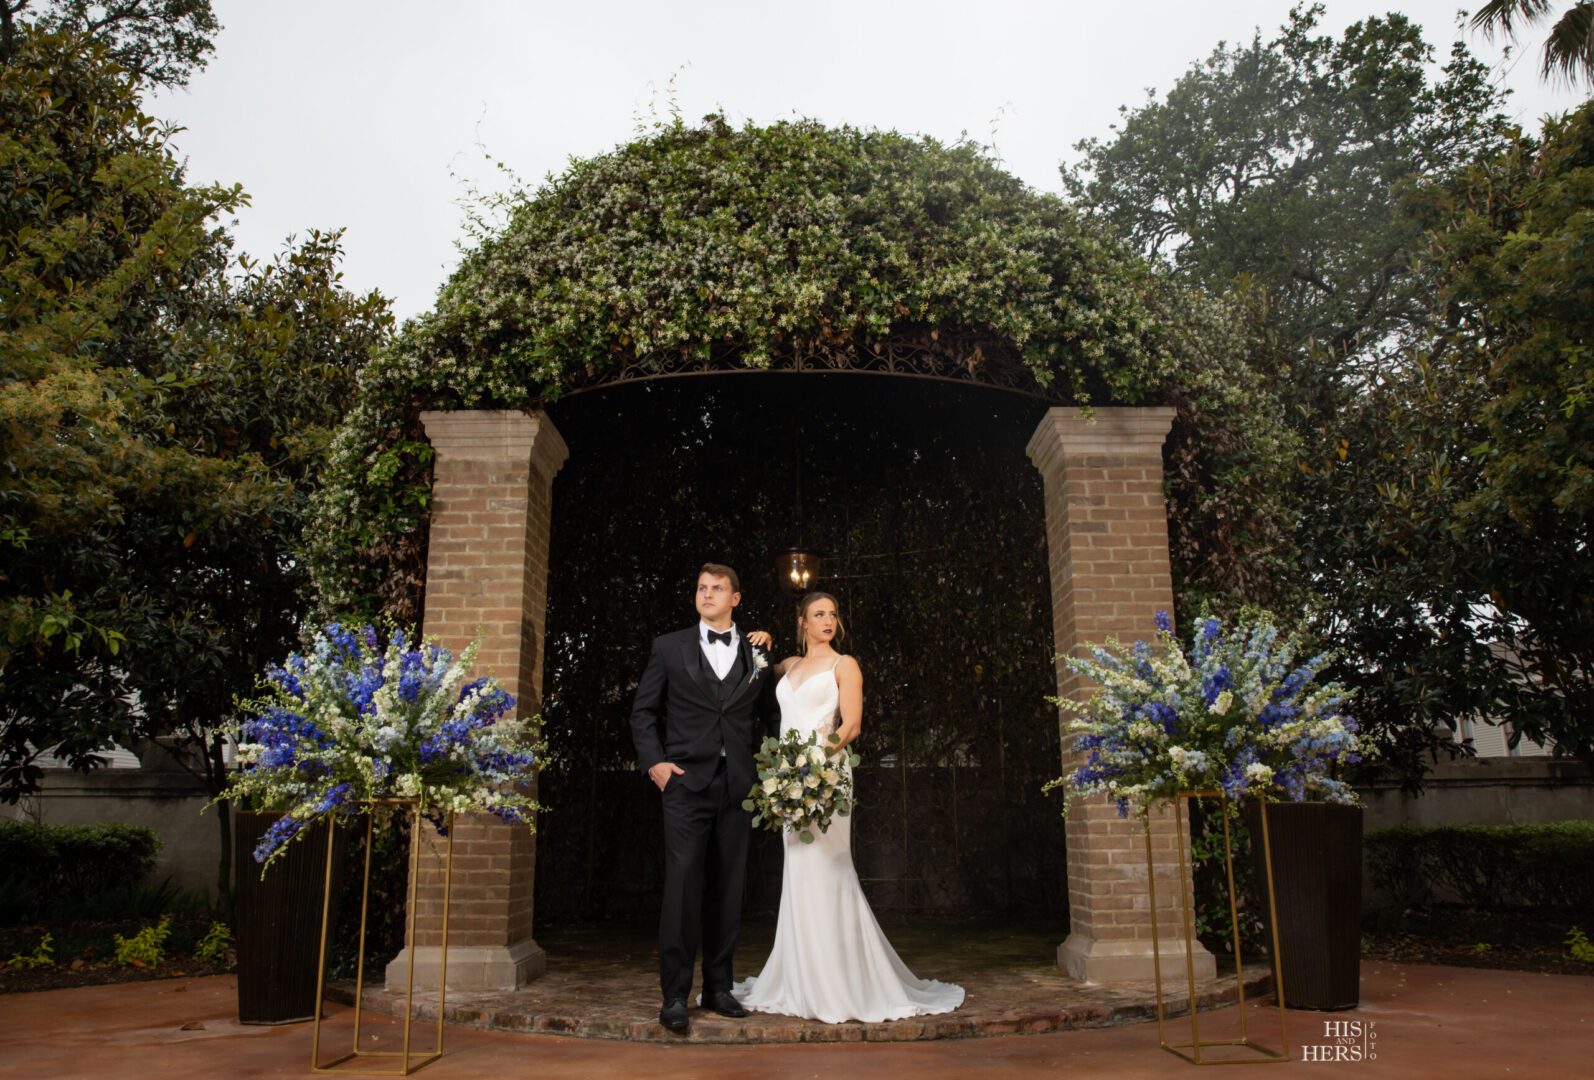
top-left (2, 960), bottom-right (1590, 1078)
top-left (338, 916), bottom-right (1266, 1042)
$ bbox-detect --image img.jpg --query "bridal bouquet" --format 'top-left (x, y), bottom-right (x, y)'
top-left (1046, 610), bottom-right (1365, 817)
top-left (743, 729), bottom-right (859, 844)
top-left (217, 622), bottom-right (543, 868)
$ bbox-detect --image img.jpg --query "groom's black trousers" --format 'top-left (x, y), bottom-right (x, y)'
top-left (658, 756), bottom-right (749, 1003)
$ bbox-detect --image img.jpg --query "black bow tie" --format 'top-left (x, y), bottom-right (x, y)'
top-left (706, 630), bottom-right (733, 647)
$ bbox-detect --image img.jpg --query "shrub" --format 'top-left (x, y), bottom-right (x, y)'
top-left (0, 821), bottom-right (160, 923)
top-left (66, 878), bottom-right (210, 922)
top-left (5, 932), bottom-right (54, 969)
top-left (113, 916), bottom-right (172, 968)
top-left (194, 921), bottom-right (232, 967)
top-left (1566, 927), bottom-right (1594, 965)
top-left (1366, 821), bottom-right (1594, 911)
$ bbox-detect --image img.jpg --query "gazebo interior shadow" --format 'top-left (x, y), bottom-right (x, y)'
top-left (535, 374), bottom-right (1063, 936)
top-left (325, 374), bottom-right (1272, 1043)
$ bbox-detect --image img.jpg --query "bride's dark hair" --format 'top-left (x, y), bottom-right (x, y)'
top-left (796, 591), bottom-right (846, 654)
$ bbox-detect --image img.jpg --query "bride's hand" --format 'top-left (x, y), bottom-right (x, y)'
top-left (747, 630), bottom-right (773, 650)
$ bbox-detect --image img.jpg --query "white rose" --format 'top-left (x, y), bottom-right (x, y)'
top-left (803, 773), bottom-right (820, 789)
top-left (785, 783), bottom-right (804, 800)
top-left (762, 777), bottom-right (779, 794)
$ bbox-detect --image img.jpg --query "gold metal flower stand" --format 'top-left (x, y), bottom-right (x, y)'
top-left (1145, 790), bottom-right (1288, 1065)
top-left (311, 799), bottom-right (455, 1076)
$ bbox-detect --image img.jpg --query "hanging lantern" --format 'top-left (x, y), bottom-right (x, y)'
top-left (775, 548), bottom-right (823, 596)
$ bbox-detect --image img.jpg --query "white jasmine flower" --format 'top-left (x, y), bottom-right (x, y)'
top-left (1245, 763), bottom-right (1274, 784)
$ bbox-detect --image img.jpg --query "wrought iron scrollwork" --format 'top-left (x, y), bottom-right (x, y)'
top-left (560, 332), bottom-right (1068, 403)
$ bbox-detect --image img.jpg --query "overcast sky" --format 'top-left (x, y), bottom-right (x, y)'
top-left (148, 1), bottom-right (1588, 321)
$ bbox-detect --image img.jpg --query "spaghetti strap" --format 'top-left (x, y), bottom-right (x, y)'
top-left (828, 656), bottom-right (842, 672)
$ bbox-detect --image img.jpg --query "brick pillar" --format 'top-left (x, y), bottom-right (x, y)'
top-left (1027, 406), bottom-right (1216, 986)
top-left (384, 409), bottom-right (568, 991)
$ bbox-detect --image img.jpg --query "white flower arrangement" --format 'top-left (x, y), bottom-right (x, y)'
top-left (743, 728), bottom-right (859, 844)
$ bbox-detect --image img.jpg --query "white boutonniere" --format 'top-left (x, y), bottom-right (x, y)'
top-left (751, 649), bottom-right (769, 672)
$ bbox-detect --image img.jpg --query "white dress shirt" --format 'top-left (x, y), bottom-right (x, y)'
top-left (699, 621), bottom-right (739, 681)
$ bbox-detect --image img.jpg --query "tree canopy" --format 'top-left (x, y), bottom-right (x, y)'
top-left (0, 18), bottom-right (391, 902)
top-left (1409, 102), bottom-right (1594, 765)
top-left (1065, 3), bottom-right (1510, 386)
top-left (0, 27), bottom-right (243, 794)
top-left (1066, 3), bottom-right (1594, 778)
top-left (0, 0), bottom-right (219, 89)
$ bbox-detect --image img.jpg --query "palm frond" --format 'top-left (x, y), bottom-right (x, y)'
top-left (1540, 3), bottom-right (1594, 84)
top-left (1471, 0), bottom-right (1557, 39)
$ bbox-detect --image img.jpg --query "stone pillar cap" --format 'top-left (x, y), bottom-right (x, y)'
top-left (1026, 406), bottom-right (1175, 471)
top-left (421, 408), bottom-right (569, 477)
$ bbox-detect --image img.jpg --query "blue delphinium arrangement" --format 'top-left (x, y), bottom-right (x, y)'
top-left (1045, 610), bottom-right (1364, 816)
top-left (218, 623), bottom-right (542, 867)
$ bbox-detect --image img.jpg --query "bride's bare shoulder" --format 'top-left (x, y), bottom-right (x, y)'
top-left (774, 655), bottom-right (801, 676)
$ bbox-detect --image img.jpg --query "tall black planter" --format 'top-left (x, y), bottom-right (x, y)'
top-left (234, 812), bottom-right (348, 1024)
top-left (1246, 800), bottom-right (1362, 1011)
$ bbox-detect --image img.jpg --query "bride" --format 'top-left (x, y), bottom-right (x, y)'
top-left (735, 592), bottom-right (964, 1023)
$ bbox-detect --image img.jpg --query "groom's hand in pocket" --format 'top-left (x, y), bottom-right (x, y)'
top-left (650, 762), bottom-right (685, 791)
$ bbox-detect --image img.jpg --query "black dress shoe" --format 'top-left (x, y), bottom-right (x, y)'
top-left (704, 990), bottom-right (748, 1018)
top-left (659, 999), bottom-right (690, 1031)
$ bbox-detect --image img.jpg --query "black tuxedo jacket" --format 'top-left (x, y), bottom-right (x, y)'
top-left (629, 625), bottom-right (782, 796)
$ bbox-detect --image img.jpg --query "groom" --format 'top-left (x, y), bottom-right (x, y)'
top-left (630, 563), bottom-right (781, 1032)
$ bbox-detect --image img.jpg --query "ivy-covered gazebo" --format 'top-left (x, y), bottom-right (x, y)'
top-left (309, 115), bottom-right (1284, 991)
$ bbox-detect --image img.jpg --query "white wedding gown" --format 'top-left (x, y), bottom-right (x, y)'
top-left (732, 657), bottom-right (965, 1023)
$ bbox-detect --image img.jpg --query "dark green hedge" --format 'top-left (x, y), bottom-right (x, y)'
top-left (1366, 821), bottom-right (1594, 911)
top-left (0, 821), bottom-right (160, 919)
